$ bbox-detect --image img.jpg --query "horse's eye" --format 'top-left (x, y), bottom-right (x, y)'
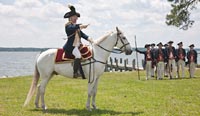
top-left (122, 37), bottom-right (126, 40)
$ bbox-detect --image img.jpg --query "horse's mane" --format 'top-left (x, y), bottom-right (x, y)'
top-left (95, 31), bottom-right (114, 45)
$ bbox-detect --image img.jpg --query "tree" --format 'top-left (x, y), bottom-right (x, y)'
top-left (166, 0), bottom-right (200, 30)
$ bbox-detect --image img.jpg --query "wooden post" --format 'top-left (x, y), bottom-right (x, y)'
top-left (124, 59), bottom-right (127, 71)
top-left (120, 58), bottom-right (122, 64)
top-left (104, 60), bottom-right (108, 72)
top-left (115, 58), bottom-right (119, 71)
top-left (119, 58), bottom-right (122, 72)
top-left (110, 57), bottom-right (113, 71)
top-left (142, 59), bottom-right (145, 70)
top-left (132, 59), bottom-right (135, 70)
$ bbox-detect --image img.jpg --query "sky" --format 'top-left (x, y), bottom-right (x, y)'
top-left (0, 0), bottom-right (200, 48)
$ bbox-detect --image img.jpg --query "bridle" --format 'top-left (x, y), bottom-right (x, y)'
top-left (97, 31), bottom-right (130, 54)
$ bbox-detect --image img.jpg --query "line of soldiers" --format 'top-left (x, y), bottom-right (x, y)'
top-left (136, 41), bottom-right (198, 80)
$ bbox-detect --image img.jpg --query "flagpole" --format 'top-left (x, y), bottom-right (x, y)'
top-left (135, 35), bottom-right (140, 80)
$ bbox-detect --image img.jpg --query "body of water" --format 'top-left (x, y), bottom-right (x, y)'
top-left (0, 50), bottom-right (199, 77)
top-left (0, 52), bottom-right (40, 77)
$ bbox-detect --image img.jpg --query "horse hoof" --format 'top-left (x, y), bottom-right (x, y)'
top-left (35, 106), bottom-right (40, 108)
top-left (92, 105), bottom-right (98, 110)
top-left (35, 104), bottom-right (39, 108)
top-left (42, 105), bottom-right (47, 111)
top-left (86, 106), bottom-right (92, 111)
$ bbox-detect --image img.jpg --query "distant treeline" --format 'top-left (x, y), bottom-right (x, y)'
top-left (0, 47), bottom-right (49, 52)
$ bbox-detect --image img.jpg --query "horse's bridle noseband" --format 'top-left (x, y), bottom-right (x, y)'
top-left (115, 32), bottom-right (130, 51)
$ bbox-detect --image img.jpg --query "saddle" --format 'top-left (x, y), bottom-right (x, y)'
top-left (55, 44), bottom-right (92, 63)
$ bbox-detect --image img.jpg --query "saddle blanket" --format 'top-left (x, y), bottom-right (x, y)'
top-left (55, 45), bottom-right (92, 63)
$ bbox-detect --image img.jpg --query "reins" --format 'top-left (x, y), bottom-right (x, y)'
top-left (82, 32), bottom-right (130, 83)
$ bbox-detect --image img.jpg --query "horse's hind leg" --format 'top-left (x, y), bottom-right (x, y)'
top-left (35, 84), bottom-right (41, 108)
top-left (38, 74), bottom-right (52, 110)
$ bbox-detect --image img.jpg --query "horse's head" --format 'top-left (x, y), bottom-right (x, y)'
top-left (115, 27), bottom-right (132, 55)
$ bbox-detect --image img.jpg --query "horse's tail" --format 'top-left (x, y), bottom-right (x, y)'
top-left (24, 63), bottom-right (40, 107)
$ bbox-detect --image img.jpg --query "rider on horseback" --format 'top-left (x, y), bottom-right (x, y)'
top-left (63, 5), bottom-right (93, 78)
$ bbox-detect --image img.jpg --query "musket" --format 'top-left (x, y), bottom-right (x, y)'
top-left (135, 35), bottom-right (140, 80)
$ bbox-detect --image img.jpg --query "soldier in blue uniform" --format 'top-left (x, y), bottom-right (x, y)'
top-left (176, 42), bottom-right (186, 78)
top-left (155, 42), bottom-right (166, 80)
top-left (164, 43), bottom-right (169, 77)
top-left (166, 41), bottom-right (177, 79)
top-left (187, 44), bottom-right (198, 78)
top-left (63, 5), bottom-right (93, 78)
top-left (150, 43), bottom-right (156, 77)
top-left (136, 44), bottom-right (154, 80)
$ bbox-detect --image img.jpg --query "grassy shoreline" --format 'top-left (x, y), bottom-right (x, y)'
top-left (0, 70), bottom-right (200, 116)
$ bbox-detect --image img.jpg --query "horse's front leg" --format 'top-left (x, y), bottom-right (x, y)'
top-left (86, 82), bottom-right (93, 111)
top-left (92, 77), bottom-right (99, 110)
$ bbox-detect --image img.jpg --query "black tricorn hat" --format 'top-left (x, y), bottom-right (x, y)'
top-left (145, 44), bottom-right (150, 48)
top-left (151, 43), bottom-right (155, 46)
top-left (189, 44), bottom-right (195, 47)
top-left (157, 42), bottom-right (163, 46)
top-left (164, 44), bottom-right (168, 47)
top-left (168, 41), bottom-right (173, 44)
top-left (64, 5), bottom-right (80, 18)
top-left (177, 42), bottom-right (183, 45)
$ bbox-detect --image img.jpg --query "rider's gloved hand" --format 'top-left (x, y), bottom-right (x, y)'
top-left (88, 37), bottom-right (94, 44)
top-left (80, 24), bottom-right (90, 29)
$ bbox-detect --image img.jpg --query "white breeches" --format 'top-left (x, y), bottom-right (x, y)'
top-left (168, 59), bottom-right (177, 78)
top-left (177, 60), bottom-right (185, 78)
top-left (146, 61), bottom-right (152, 79)
top-left (72, 47), bottom-right (81, 59)
top-left (189, 62), bottom-right (196, 78)
top-left (157, 61), bottom-right (164, 79)
top-left (164, 62), bottom-right (169, 76)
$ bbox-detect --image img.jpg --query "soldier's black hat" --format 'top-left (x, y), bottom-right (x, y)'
top-left (64, 5), bottom-right (80, 18)
top-left (168, 41), bottom-right (173, 44)
top-left (157, 42), bottom-right (163, 46)
top-left (177, 42), bottom-right (183, 45)
top-left (189, 44), bottom-right (195, 47)
top-left (164, 44), bottom-right (168, 47)
top-left (145, 44), bottom-right (150, 48)
top-left (151, 43), bottom-right (155, 46)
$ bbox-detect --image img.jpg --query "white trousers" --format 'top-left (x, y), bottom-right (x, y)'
top-left (157, 61), bottom-right (164, 79)
top-left (72, 47), bottom-right (81, 59)
top-left (177, 60), bottom-right (185, 78)
top-left (189, 62), bottom-right (196, 78)
top-left (151, 66), bottom-right (155, 77)
top-left (168, 59), bottom-right (177, 78)
top-left (164, 62), bottom-right (169, 77)
top-left (146, 61), bottom-right (152, 80)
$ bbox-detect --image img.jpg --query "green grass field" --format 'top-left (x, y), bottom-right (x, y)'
top-left (0, 70), bottom-right (200, 116)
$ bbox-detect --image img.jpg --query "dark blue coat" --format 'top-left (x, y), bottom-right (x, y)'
top-left (136, 49), bottom-right (154, 65)
top-left (166, 46), bottom-right (176, 60)
top-left (187, 50), bottom-right (198, 64)
top-left (63, 22), bottom-right (89, 53)
top-left (175, 48), bottom-right (186, 61)
top-left (155, 49), bottom-right (166, 62)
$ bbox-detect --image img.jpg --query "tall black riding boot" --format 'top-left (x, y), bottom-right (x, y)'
top-left (73, 58), bottom-right (81, 78)
top-left (79, 64), bottom-right (86, 79)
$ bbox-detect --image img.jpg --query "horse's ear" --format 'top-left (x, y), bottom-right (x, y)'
top-left (116, 27), bottom-right (119, 32)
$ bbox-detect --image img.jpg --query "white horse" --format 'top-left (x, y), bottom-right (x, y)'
top-left (24, 27), bottom-right (132, 111)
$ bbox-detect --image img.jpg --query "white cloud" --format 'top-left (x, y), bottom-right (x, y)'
top-left (0, 0), bottom-right (199, 48)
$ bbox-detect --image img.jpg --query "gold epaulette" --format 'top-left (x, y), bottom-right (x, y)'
top-left (65, 21), bottom-right (72, 26)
